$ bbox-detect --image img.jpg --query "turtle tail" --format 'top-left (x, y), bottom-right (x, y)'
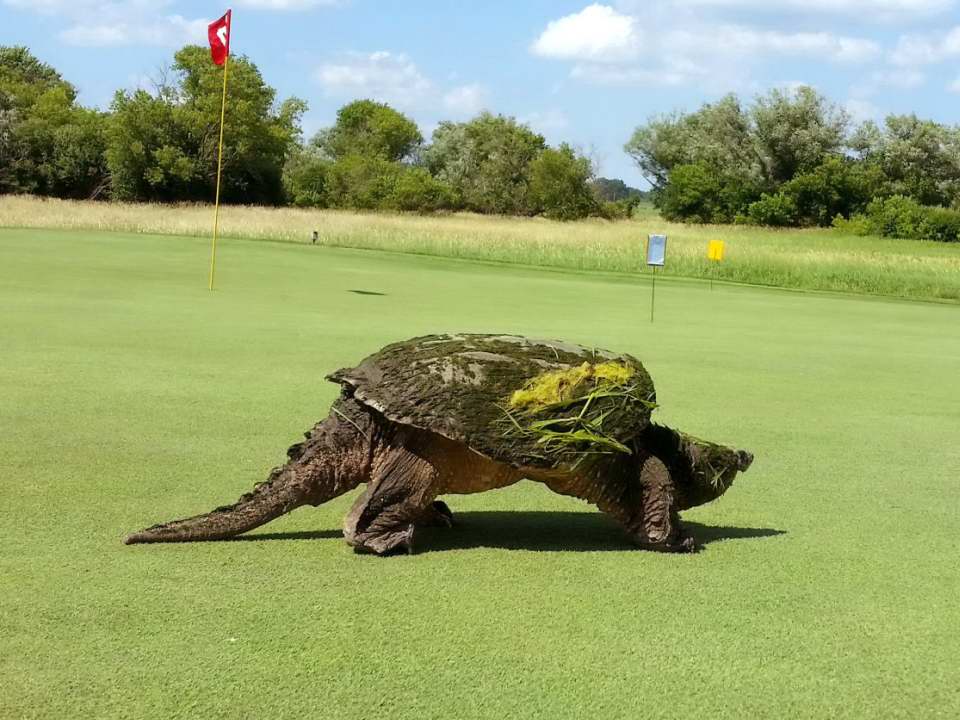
top-left (124, 466), bottom-right (309, 544)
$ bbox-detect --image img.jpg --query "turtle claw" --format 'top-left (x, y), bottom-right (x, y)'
top-left (417, 500), bottom-right (455, 528)
top-left (633, 533), bottom-right (700, 554)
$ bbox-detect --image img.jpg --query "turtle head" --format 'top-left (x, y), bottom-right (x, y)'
top-left (641, 425), bottom-right (754, 509)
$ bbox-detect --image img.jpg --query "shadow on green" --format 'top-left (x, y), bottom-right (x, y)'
top-left (226, 512), bottom-right (786, 552)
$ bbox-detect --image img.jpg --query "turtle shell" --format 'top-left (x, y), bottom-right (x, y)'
top-left (327, 334), bottom-right (657, 470)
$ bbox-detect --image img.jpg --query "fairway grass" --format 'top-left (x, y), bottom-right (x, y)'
top-left (3, 195), bottom-right (960, 302)
top-left (1, 228), bottom-right (958, 719)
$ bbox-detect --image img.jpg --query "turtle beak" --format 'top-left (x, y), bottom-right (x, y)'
top-left (737, 450), bottom-right (754, 472)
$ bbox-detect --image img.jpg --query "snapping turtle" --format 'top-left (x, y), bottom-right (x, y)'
top-left (125, 334), bottom-right (754, 554)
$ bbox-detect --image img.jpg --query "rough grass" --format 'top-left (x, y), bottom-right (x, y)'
top-left (1, 227), bottom-right (958, 719)
top-left (2, 195), bottom-right (959, 302)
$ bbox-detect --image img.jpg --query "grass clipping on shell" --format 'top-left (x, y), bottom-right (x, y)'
top-left (499, 361), bottom-right (657, 468)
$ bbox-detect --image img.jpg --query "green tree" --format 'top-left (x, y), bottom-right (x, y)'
top-left (860, 115), bottom-right (960, 206)
top-left (657, 164), bottom-right (725, 223)
top-left (324, 154), bottom-right (402, 210)
top-left (107, 45), bottom-right (305, 203)
top-left (106, 89), bottom-right (196, 201)
top-left (589, 177), bottom-right (646, 203)
top-left (750, 86), bottom-right (848, 184)
top-left (0, 46), bottom-right (108, 198)
top-left (624, 94), bottom-right (760, 189)
top-left (779, 156), bottom-right (882, 226)
top-left (314, 99), bottom-right (422, 162)
top-left (282, 144), bottom-right (329, 207)
top-left (423, 113), bottom-right (546, 215)
top-left (388, 167), bottom-right (456, 212)
top-left (744, 192), bottom-right (799, 227)
top-left (529, 144), bottom-right (597, 220)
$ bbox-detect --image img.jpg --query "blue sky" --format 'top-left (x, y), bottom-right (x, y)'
top-left (3, 0), bottom-right (960, 186)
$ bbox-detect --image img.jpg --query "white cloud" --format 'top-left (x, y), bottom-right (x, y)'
top-left (531, 4), bottom-right (640, 62)
top-left (533, 5), bottom-right (881, 90)
top-left (316, 51), bottom-right (432, 107)
top-left (316, 52), bottom-right (489, 117)
top-left (851, 69), bottom-right (926, 98)
top-left (879, 70), bottom-right (926, 88)
top-left (845, 98), bottom-right (882, 123)
top-left (776, 80), bottom-right (817, 94)
top-left (571, 64), bottom-right (690, 87)
top-left (665, 26), bottom-right (880, 64)
top-left (675, 0), bottom-right (954, 20)
top-left (442, 84), bottom-right (487, 117)
top-left (890, 26), bottom-right (960, 66)
top-left (234, 0), bottom-right (338, 8)
top-left (61, 15), bottom-right (206, 47)
top-left (519, 109), bottom-right (570, 137)
top-left (2, 0), bottom-right (208, 47)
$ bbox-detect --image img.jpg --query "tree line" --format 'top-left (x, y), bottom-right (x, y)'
top-left (10, 42), bottom-right (954, 239)
top-left (626, 86), bottom-right (960, 241)
top-left (0, 45), bottom-right (642, 221)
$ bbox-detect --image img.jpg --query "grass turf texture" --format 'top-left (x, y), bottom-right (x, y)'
top-left (3, 195), bottom-right (960, 302)
top-left (1, 228), bottom-right (958, 719)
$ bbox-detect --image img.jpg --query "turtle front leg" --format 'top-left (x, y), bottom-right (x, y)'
top-left (631, 455), bottom-right (698, 553)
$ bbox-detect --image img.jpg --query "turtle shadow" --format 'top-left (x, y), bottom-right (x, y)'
top-left (416, 511), bottom-right (786, 553)
top-left (348, 289), bottom-right (387, 296)
top-left (233, 512), bottom-right (785, 551)
top-left (230, 529), bottom-right (342, 542)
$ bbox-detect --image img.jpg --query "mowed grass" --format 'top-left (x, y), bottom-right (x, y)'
top-left (1, 227), bottom-right (958, 720)
top-left (3, 195), bottom-right (960, 302)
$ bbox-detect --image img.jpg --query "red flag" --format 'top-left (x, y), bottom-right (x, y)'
top-left (208, 10), bottom-right (231, 66)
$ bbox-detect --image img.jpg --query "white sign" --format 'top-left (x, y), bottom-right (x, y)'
top-left (646, 234), bottom-right (667, 267)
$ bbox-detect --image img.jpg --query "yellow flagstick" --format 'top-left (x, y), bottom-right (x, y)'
top-left (208, 52), bottom-right (230, 291)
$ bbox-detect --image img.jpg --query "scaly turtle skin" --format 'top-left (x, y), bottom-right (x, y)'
top-left (125, 334), bottom-right (754, 554)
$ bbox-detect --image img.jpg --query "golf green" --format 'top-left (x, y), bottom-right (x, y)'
top-left (1, 228), bottom-right (958, 719)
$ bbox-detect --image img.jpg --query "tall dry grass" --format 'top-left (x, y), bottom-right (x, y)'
top-left (2, 195), bottom-right (958, 301)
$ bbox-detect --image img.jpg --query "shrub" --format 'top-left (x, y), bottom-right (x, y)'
top-left (780, 156), bottom-right (880, 227)
top-left (864, 195), bottom-right (926, 238)
top-left (917, 207), bottom-right (960, 243)
top-left (324, 155), bottom-right (401, 210)
top-left (834, 197), bottom-right (960, 242)
top-left (528, 144), bottom-right (598, 221)
top-left (388, 167), bottom-right (457, 212)
top-left (831, 214), bottom-right (873, 236)
top-left (282, 147), bottom-right (329, 207)
top-left (657, 163), bottom-right (723, 223)
top-left (597, 199), bottom-right (635, 220)
top-left (658, 163), bottom-right (762, 223)
top-left (745, 192), bottom-right (798, 226)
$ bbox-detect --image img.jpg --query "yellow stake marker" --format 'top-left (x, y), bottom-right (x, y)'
top-left (208, 53), bottom-right (230, 291)
top-left (707, 239), bottom-right (725, 261)
top-left (707, 239), bottom-right (725, 290)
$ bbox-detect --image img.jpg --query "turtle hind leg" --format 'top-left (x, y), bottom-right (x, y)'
top-left (342, 429), bottom-right (442, 555)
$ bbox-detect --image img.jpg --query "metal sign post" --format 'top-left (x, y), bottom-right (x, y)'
top-left (646, 234), bottom-right (667, 323)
